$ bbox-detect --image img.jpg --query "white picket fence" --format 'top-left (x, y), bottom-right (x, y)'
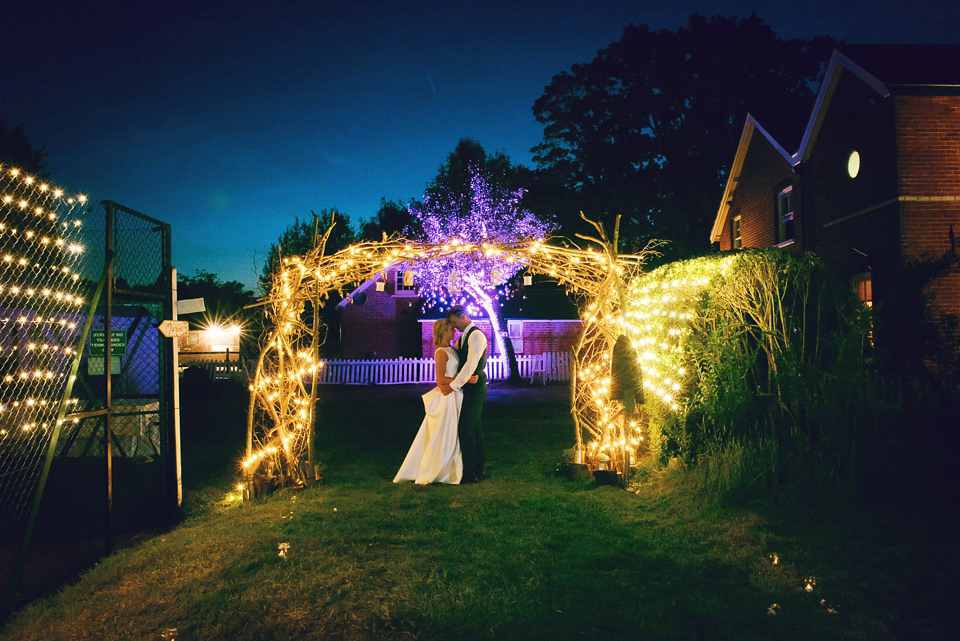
top-left (181, 352), bottom-right (574, 385)
top-left (314, 351), bottom-right (573, 385)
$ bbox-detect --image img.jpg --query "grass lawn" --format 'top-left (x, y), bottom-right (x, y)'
top-left (1, 383), bottom-right (955, 640)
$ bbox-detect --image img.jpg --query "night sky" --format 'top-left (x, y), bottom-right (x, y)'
top-left (3, 0), bottom-right (958, 291)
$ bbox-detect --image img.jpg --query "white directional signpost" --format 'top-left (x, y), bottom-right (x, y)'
top-left (158, 319), bottom-right (190, 338)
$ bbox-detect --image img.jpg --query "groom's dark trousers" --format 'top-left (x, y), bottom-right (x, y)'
top-left (459, 376), bottom-right (487, 482)
top-left (457, 325), bottom-right (487, 482)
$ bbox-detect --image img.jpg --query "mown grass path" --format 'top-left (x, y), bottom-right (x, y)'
top-left (2, 384), bottom-right (952, 640)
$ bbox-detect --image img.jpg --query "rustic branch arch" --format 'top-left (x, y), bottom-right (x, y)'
top-left (242, 214), bottom-right (658, 493)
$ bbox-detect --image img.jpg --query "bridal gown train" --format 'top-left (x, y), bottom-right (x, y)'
top-left (393, 346), bottom-right (463, 484)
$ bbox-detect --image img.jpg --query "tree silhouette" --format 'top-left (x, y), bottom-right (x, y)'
top-left (532, 13), bottom-right (837, 259)
top-left (0, 119), bottom-right (47, 176)
top-left (359, 198), bottom-right (421, 241)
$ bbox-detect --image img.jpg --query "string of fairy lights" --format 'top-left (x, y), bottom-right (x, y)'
top-left (0, 164), bottom-right (88, 518)
top-left (242, 213), bottom-right (684, 491)
top-left (242, 214), bottom-right (750, 490)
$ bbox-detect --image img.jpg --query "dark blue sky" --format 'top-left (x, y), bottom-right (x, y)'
top-left (3, 0), bottom-right (958, 291)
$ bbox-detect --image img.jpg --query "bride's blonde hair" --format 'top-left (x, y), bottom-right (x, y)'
top-left (433, 319), bottom-right (453, 347)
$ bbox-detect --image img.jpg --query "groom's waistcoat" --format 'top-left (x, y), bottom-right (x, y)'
top-left (459, 326), bottom-right (487, 383)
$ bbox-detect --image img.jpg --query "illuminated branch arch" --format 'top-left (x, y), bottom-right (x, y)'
top-left (242, 214), bottom-right (658, 491)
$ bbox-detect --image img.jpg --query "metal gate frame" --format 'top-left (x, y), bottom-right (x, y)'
top-left (4, 201), bottom-right (179, 614)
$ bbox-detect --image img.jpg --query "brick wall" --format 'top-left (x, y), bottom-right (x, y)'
top-left (722, 131), bottom-right (795, 251)
top-left (895, 94), bottom-right (960, 321)
top-left (419, 319), bottom-right (582, 358)
top-left (518, 320), bottom-right (583, 354)
top-left (340, 275), bottom-right (422, 359)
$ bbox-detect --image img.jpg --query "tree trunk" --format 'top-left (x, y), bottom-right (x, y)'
top-left (500, 318), bottom-right (522, 385)
top-left (467, 284), bottom-right (520, 383)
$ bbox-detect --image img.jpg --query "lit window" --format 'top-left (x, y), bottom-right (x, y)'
top-left (732, 215), bottom-right (742, 250)
top-left (395, 268), bottom-right (416, 292)
top-left (776, 187), bottom-right (794, 245)
top-left (508, 320), bottom-right (524, 354)
top-left (851, 272), bottom-right (873, 347)
top-left (851, 272), bottom-right (872, 308)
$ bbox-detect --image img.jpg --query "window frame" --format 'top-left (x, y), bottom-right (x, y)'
top-left (850, 272), bottom-right (872, 308)
top-left (775, 186), bottom-right (795, 247)
top-left (394, 268), bottom-right (417, 296)
top-left (731, 215), bottom-right (742, 250)
top-left (507, 320), bottom-right (524, 354)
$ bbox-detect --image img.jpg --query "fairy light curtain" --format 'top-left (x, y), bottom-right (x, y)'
top-left (0, 164), bottom-right (88, 524)
top-left (242, 215), bottom-right (660, 491)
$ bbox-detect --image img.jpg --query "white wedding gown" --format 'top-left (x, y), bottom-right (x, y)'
top-left (393, 346), bottom-right (463, 484)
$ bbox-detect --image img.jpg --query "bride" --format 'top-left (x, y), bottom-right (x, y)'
top-left (394, 319), bottom-right (476, 485)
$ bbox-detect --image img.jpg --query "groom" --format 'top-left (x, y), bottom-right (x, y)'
top-left (446, 305), bottom-right (488, 484)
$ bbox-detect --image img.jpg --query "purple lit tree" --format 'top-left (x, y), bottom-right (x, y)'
top-left (408, 166), bottom-right (556, 375)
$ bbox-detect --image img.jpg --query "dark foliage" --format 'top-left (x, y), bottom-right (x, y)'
top-left (531, 14), bottom-right (837, 258)
top-left (0, 119), bottom-right (47, 176)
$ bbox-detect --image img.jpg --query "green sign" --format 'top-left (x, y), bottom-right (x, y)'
top-left (89, 329), bottom-right (128, 356)
top-left (88, 356), bottom-right (122, 376)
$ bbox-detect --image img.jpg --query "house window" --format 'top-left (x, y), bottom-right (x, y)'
top-left (395, 268), bottom-right (416, 293)
top-left (851, 272), bottom-right (872, 308)
top-left (731, 215), bottom-right (742, 250)
top-left (507, 320), bottom-right (523, 354)
top-left (776, 187), bottom-right (794, 245)
top-left (851, 272), bottom-right (873, 347)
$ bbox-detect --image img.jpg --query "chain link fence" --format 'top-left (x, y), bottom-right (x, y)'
top-left (1, 166), bottom-right (175, 614)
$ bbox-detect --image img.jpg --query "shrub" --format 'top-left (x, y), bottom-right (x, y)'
top-left (626, 250), bottom-right (877, 503)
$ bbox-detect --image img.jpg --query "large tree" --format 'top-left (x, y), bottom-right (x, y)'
top-left (259, 211), bottom-right (356, 293)
top-left (531, 13), bottom-right (836, 258)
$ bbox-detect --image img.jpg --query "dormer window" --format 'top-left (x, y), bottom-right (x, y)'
top-left (776, 187), bottom-right (794, 246)
top-left (394, 268), bottom-right (417, 295)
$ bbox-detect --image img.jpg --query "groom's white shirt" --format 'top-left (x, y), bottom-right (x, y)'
top-left (450, 322), bottom-right (487, 391)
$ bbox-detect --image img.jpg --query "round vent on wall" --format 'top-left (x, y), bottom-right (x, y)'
top-left (847, 150), bottom-right (861, 178)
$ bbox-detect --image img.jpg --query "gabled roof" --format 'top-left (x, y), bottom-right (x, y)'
top-left (709, 114), bottom-right (794, 243)
top-left (795, 45), bottom-right (960, 163)
top-left (711, 45), bottom-right (960, 243)
top-left (336, 265), bottom-right (402, 308)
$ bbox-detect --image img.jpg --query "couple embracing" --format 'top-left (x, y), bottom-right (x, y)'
top-left (393, 306), bottom-right (488, 485)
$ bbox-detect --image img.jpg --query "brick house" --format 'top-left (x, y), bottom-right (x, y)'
top-left (711, 45), bottom-right (960, 349)
top-left (338, 266), bottom-right (583, 359)
top-left (338, 266), bottom-right (423, 359)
